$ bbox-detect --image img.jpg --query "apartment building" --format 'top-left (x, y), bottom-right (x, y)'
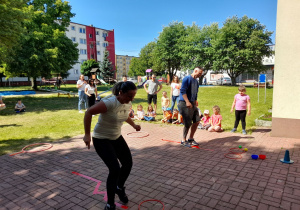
top-left (115, 55), bottom-right (136, 80)
top-left (65, 22), bottom-right (115, 80)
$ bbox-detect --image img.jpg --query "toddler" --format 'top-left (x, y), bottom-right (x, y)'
top-left (172, 111), bottom-right (183, 124)
top-left (144, 105), bottom-right (156, 121)
top-left (0, 96), bottom-right (6, 111)
top-left (15, 99), bottom-right (26, 113)
top-left (208, 105), bottom-right (223, 132)
top-left (129, 105), bottom-right (135, 119)
top-left (198, 110), bottom-right (211, 130)
top-left (136, 104), bottom-right (145, 120)
top-left (161, 91), bottom-right (170, 117)
top-left (161, 108), bottom-right (173, 123)
top-left (230, 85), bottom-right (251, 135)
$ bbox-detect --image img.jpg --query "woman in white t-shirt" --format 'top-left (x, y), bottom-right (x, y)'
top-left (170, 75), bottom-right (181, 112)
top-left (85, 79), bottom-right (98, 108)
top-left (77, 75), bottom-right (87, 113)
top-left (83, 81), bottom-right (141, 210)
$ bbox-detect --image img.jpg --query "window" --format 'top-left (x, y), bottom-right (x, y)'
top-left (103, 33), bottom-right (108, 37)
top-left (71, 37), bottom-right (76, 42)
top-left (96, 41), bottom-right (100, 45)
top-left (97, 51), bottom-right (100, 55)
top-left (96, 31), bottom-right (99, 35)
top-left (80, 49), bottom-right (87, 54)
top-left (71, 26), bottom-right (75, 30)
top-left (80, 39), bottom-right (86, 44)
top-left (74, 69), bottom-right (79, 74)
top-left (89, 34), bottom-right (92, 38)
top-left (81, 59), bottom-right (87, 63)
top-left (79, 28), bottom-right (86, 33)
top-left (103, 43), bottom-right (108, 47)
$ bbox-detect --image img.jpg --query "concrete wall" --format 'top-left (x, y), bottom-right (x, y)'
top-left (272, 0), bottom-right (300, 138)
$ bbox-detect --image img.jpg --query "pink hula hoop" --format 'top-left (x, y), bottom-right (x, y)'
top-left (10, 143), bottom-right (53, 156)
top-left (126, 131), bottom-right (149, 138)
top-left (138, 199), bottom-right (165, 210)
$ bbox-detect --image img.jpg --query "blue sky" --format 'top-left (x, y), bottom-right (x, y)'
top-left (67, 0), bottom-right (277, 57)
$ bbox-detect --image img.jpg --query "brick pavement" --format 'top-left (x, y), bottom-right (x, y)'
top-left (0, 123), bottom-right (300, 210)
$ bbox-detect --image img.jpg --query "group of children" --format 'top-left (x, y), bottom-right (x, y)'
top-left (128, 85), bottom-right (251, 135)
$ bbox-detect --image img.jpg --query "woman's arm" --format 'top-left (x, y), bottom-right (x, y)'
top-left (83, 101), bottom-right (108, 149)
top-left (166, 98), bottom-right (170, 107)
top-left (85, 86), bottom-right (90, 96)
top-left (126, 117), bottom-right (141, 131)
top-left (94, 86), bottom-right (98, 97)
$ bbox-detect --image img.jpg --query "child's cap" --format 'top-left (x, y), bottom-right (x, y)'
top-left (204, 110), bottom-right (209, 114)
top-left (166, 107), bottom-right (171, 111)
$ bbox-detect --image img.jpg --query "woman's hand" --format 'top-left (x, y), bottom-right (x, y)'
top-left (83, 134), bottom-right (91, 149)
top-left (133, 124), bottom-right (141, 131)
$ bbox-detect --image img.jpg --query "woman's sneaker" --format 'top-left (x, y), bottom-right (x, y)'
top-left (242, 130), bottom-right (247, 135)
top-left (181, 140), bottom-right (191, 147)
top-left (116, 187), bottom-right (128, 203)
top-left (188, 138), bottom-right (199, 146)
top-left (104, 204), bottom-right (116, 210)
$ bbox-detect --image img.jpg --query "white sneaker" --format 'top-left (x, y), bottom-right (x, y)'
top-left (79, 110), bottom-right (84, 113)
top-left (92, 115), bottom-right (95, 117)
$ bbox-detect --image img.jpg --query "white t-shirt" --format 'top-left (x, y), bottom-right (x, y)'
top-left (77, 80), bottom-right (86, 91)
top-left (93, 96), bottom-right (131, 140)
top-left (171, 83), bottom-right (180, 96)
top-left (137, 110), bottom-right (145, 118)
top-left (85, 84), bottom-right (97, 94)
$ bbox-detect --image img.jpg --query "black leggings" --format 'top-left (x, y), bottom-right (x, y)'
top-left (93, 136), bottom-right (132, 205)
top-left (87, 94), bottom-right (95, 108)
top-left (234, 110), bottom-right (247, 130)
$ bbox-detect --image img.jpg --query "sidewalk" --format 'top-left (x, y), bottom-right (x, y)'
top-left (0, 123), bottom-right (300, 210)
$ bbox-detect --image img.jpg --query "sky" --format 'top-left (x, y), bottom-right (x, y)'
top-left (67, 0), bottom-right (277, 57)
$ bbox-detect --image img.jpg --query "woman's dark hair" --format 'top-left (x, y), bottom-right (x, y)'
top-left (88, 79), bottom-right (95, 87)
top-left (112, 81), bottom-right (137, 96)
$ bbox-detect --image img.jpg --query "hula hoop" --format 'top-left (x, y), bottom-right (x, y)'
top-left (10, 143), bottom-right (53, 156)
top-left (224, 148), bottom-right (245, 159)
top-left (138, 199), bottom-right (165, 210)
top-left (126, 131), bottom-right (149, 138)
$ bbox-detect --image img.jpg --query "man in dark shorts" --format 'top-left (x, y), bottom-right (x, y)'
top-left (178, 67), bottom-right (203, 147)
top-left (143, 74), bottom-right (162, 113)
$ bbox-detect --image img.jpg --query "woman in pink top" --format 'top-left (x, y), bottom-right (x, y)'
top-left (230, 85), bottom-right (251, 135)
top-left (208, 105), bottom-right (223, 132)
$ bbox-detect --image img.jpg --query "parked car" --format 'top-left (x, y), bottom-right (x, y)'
top-left (127, 78), bottom-right (137, 84)
top-left (216, 77), bottom-right (232, 85)
top-left (158, 77), bottom-right (167, 83)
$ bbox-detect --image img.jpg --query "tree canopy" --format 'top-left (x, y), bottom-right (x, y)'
top-left (211, 16), bottom-right (273, 85)
top-left (3, 0), bottom-right (79, 89)
top-left (99, 50), bottom-right (114, 80)
top-left (80, 59), bottom-right (99, 77)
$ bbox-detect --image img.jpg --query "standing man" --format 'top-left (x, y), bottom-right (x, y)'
top-left (143, 74), bottom-right (162, 113)
top-left (178, 67), bottom-right (203, 147)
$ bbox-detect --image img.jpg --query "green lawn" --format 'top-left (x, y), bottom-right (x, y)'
top-left (0, 84), bottom-right (273, 155)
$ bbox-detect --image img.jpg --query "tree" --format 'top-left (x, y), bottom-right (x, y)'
top-left (0, 0), bottom-right (28, 63)
top-left (128, 57), bottom-right (143, 77)
top-left (211, 16), bottom-right (273, 85)
top-left (99, 50), bottom-right (114, 81)
top-left (80, 59), bottom-right (100, 77)
top-left (4, 0), bottom-right (78, 90)
top-left (181, 23), bottom-right (219, 84)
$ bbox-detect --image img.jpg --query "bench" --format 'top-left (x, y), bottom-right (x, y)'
top-left (253, 83), bottom-right (268, 88)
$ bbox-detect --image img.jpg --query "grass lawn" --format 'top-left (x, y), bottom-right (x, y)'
top-left (0, 84), bottom-right (273, 155)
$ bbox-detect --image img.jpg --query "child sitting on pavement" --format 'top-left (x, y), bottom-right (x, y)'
top-left (15, 99), bottom-right (26, 113)
top-left (144, 105), bottom-right (156, 121)
top-left (198, 110), bottom-right (211, 130)
top-left (136, 104), bottom-right (145, 120)
top-left (208, 105), bottom-right (223, 132)
top-left (161, 108), bottom-right (173, 123)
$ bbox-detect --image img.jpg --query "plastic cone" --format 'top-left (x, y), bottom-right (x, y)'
top-left (280, 150), bottom-right (294, 164)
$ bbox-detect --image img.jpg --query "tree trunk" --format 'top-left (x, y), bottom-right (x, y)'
top-left (31, 77), bottom-right (38, 90)
top-left (231, 77), bottom-right (237, 86)
top-left (199, 75), bottom-right (204, 85)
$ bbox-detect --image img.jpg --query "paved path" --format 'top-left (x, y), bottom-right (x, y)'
top-left (1, 123), bottom-right (300, 210)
